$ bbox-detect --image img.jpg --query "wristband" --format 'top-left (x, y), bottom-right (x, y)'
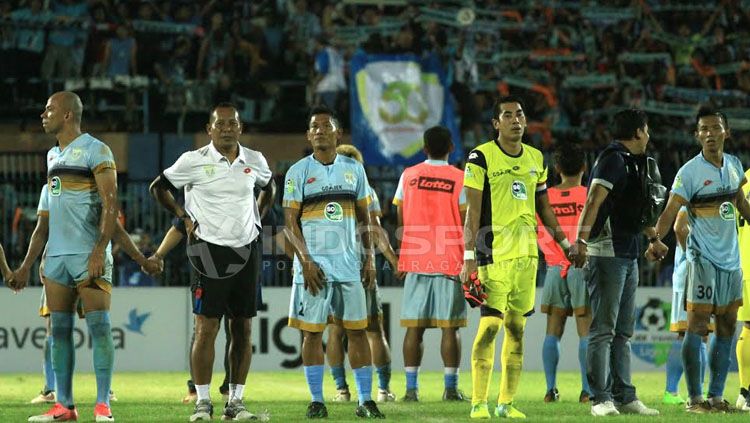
top-left (559, 239), bottom-right (571, 250)
top-left (464, 250), bottom-right (475, 260)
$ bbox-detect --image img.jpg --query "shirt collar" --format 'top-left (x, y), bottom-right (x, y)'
top-left (209, 142), bottom-right (245, 163)
top-left (424, 159), bottom-right (448, 165)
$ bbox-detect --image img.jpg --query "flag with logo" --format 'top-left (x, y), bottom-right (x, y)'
top-left (350, 52), bottom-right (462, 165)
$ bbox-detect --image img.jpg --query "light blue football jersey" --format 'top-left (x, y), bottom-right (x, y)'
top-left (37, 184), bottom-right (49, 216)
top-left (367, 185), bottom-right (381, 215)
top-left (671, 153), bottom-right (745, 270)
top-left (46, 133), bottom-right (116, 256)
top-left (283, 154), bottom-right (370, 283)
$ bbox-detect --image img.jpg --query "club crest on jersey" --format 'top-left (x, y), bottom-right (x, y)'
top-left (50, 176), bottom-right (62, 196)
top-left (325, 202), bottom-right (343, 222)
top-left (344, 172), bottom-right (356, 185)
top-left (511, 180), bottom-right (527, 200)
top-left (203, 165), bottom-right (215, 177)
top-left (70, 148), bottom-right (82, 160)
top-left (285, 179), bottom-right (295, 193)
top-left (719, 201), bottom-right (735, 221)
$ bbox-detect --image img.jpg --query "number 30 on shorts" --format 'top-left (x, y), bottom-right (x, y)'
top-left (696, 285), bottom-right (713, 300)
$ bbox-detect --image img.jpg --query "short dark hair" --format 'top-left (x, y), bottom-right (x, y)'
top-left (553, 143), bottom-right (585, 176)
top-left (493, 95), bottom-right (526, 117)
top-left (308, 104), bottom-right (337, 125)
top-left (210, 102), bottom-right (238, 121)
top-left (695, 106), bottom-right (729, 128)
top-left (423, 126), bottom-right (453, 158)
top-left (611, 109), bottom-right (648, 141)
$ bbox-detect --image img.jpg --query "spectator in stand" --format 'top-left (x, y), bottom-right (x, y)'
top-left (41, 0), bottom-right (89, 79)
top-left (105, 24), bottom-right (137, 77)
top-left (10, 0), bottom-right (50, 79)
top-left (312, 36), bottom-right (345, 112)
top-left (285, 0), bottom-right (321, 54)
top-left (197, 12), bottom-right (234, 83)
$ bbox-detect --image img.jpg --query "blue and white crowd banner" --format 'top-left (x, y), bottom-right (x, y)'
top-left (350, 52), bottom-right (462, 166)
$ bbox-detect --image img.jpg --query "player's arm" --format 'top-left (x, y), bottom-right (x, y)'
top-left (149, 175), bottom-right (195, 238)
top-left (356, 196), bottom-right (377, 289)
top-left (536, 191), bottom-right (570, 248)
top-left (257, 179), bottom-right (277, 219)
top-left (111, 221), bottom-right (154, 272)
top-left (90, 168), bottom-right (118, 279)
top-left (648, 192), bottom-right (689, 260)
top-left (11, 214), bottom-right (49, 291)
top-left (461, 186), bottom-right (482, 284)
top-left (673, 209), bottom-right (689, 251)
top-left (283, 206), bottom-right (325, 295)
top-left (371, 210), bottom-right (400, 277)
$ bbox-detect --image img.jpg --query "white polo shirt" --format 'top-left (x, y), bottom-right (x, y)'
top-left (163, 142), bottom-right (272, 248)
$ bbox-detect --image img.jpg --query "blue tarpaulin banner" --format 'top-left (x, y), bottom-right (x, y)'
top-left (350, 52), bottom-right (462, 165)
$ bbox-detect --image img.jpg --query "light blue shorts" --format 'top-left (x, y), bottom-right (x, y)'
top-left (400, 273), bottom-right (467, 328)
top-left (686, 256), bottom-right (743, 315)
top-left (288, 282), bottom-right (367, 332)
top-left (540, 266), bottom-right (589, 316)
top-left (44, 253), bottom-right (113, 292)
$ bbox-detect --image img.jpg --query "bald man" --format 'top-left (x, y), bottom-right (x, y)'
top-left (11, 91), bottom-right (119, 422)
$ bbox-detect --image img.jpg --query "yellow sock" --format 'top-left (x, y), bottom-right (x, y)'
top-left (498, 313), bottom-right (526, 404)
top-left (471, 316), bottom-right (502, 405)
top-left (737, 326), bottom-right (750, 389)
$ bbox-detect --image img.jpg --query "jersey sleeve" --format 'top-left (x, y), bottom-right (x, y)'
top-left (537, 154), bottom-right (548, 191)
top-left (355, 163), bottom-right (371, 209)
top-left (282, 165), bottom-right (304, 209)
top-left (368, 186), bottom-right (382, 215)
top-left (88, 142), bottom-right (116, 175)
top-left (392, 173), bottom-right (406, 206)
top-left (671, 164), bottom-right (693, 202)
top-left (37, 184), bottom-right (49, 217)
top-left (464, 149), bottom-right (487, 191)
top-left (162, 152), bottom-right (194, 190)
top-left (254, 153), bottom-right (273, 188)
top-left (590, 152), bottom-right (625, 191)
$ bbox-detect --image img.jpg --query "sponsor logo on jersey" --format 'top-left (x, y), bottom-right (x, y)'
top-left (415, 176), bottom-right (455, 193)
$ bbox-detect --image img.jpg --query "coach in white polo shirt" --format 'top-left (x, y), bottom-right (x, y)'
top-left (150, 102), bottom-right (276, 421)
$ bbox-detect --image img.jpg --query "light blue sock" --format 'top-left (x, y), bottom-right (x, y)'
top-left (579, 337), bottom-right (591, 394)
top-left (708, 336), bottom-right (733, 398)
top-left (682, 331), bottom-right (703, 399)
top-left (542, 335), bottom-right (560, 391)
top-left (444, 369), bottom-right (458, 390)
top-left (50, 312), bottom-right (75, 407)
top-left (44, 335), bottom-right (56, 392)
top-left (405, 368), bottom-right (419, 390)
top-left (665, 340), bottom-right (683, 394)
top-left (304, 365), bottom-right (325, 403)
top-left (330, 365), bottom-right (347, 390)
top-left (86, 311), bottom-right (114, 406)
top-left (699, 339), bottom-right (708, 389)
top-left (376, 364), bottom-right (391, 391)
top-left (353, 366), bottom-right (373, 405)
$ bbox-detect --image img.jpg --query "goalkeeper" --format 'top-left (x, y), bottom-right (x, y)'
top-left (461, 96), bottom-right (571, 419)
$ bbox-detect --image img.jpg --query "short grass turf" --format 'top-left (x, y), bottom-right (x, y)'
top-left (0, 371), bottom-right (746, 422)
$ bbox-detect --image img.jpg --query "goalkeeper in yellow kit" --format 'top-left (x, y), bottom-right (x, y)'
top-left (736, 168), bottom-right (750, 411)
top-left (461, 96), bottom-right (571, 419)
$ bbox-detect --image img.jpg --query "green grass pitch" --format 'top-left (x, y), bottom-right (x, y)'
top-left (0, 371), bottom-right (746, 421)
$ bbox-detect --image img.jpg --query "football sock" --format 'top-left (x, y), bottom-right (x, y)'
top-left (50, 312), bottom-right (75, 407)
top-left (304, 365), bottom-right (325, 403)
top-left (579, 336), bottom-right (591, 394)
top-left (471, 316), bottom-right (501, 405)
top-left (44, 334), bottom-right (55, 392)
top-left (196, 384), bottom-right (210, 402)
top-left (444, 367), bottom-right (458, 390)
top-left (708, 335), bottom-right (733, 399)
top-left (331, 365), bottom-right (347, 390)
top-left (542, 335), bottom-right (559, 391)
top-left (376, 363), bottom-right (391, 391)
top-left (665, 340), bottom-right (683, 394)
top-left (86, 311), bottom-right (114, 407)
top-left (700, 339), bottom-right (707, 389)
top-left (498, 313), bottom-right (525, 404)
top-left (405, 366), bottom-right (419, 391)
top-left (353, 366), bottom-right (373, 405)
top-left (737, 326), bottom-right (750, 389)
top-left (682, 331), bottom-right (703, 400)
top-left (232, 384), bottom-right (245, 401)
